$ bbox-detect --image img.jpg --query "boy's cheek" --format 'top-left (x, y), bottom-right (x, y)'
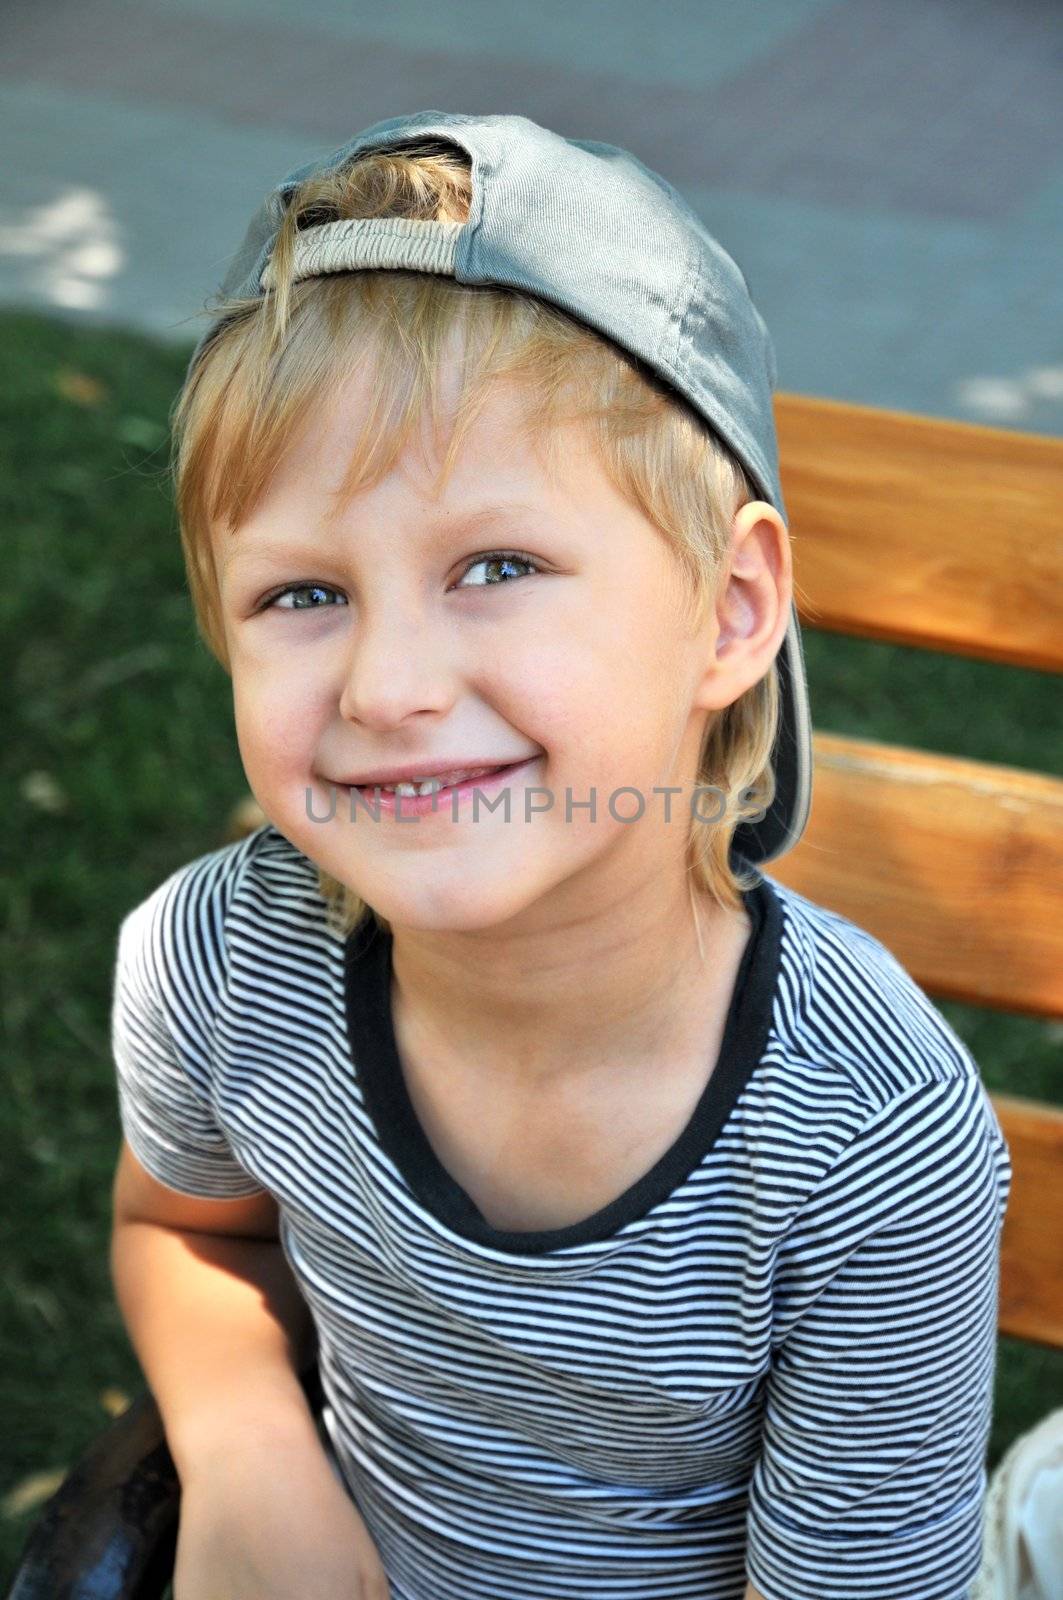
top-left (232, 668), bottom-right (319, 732)
top-left (232, 693), bottom-right (322, 790)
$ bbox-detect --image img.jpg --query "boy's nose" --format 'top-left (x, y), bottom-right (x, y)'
top-left (337, 616), bottom-right (460, 731)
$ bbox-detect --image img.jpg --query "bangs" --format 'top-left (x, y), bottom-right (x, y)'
top-left (172, 270), bottom-right (622, 621)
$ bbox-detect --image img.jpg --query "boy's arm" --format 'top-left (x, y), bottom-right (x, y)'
top-left (742, 1074), bottom-right (1009, 1600)
top-left (110, 1137), bottom-right (322, 1483)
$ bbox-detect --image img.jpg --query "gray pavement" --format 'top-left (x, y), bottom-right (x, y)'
top-left (2, 0), bottom-right (1062, 433)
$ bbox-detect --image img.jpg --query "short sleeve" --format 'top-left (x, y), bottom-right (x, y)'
top-left (111, 866), bottom-right (267, 1199)
top-left (745, 1072), bottom-right (1012, 1600)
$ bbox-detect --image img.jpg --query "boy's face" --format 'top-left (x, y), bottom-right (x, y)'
top-left (213, 349), bottom-right (789, 936)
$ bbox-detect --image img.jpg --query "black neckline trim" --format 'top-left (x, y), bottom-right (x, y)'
top-left (343, 877), bottom-right (782, 1257)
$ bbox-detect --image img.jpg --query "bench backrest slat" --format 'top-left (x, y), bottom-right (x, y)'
top-left (774, 730), bottom-right (1063, 1018)
top-left (989, 1095), bottom-right (1063, 1348)
top-left (775, 394), bottom-right (1063, 671)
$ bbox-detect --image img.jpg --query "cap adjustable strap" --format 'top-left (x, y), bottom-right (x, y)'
top-left (259, 217), bottom-right (463, 290)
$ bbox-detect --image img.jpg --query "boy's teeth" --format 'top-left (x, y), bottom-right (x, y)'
top-left (380, 766), bottom-right (502, 796)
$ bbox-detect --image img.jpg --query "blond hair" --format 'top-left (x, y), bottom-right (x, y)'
top-left (170, 138), bottom-right (780, 939)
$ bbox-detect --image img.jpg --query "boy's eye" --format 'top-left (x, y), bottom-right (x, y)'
top-left (262, 552), bottom-right (539, 610)
top-left (456, 551), bottom-right (539, 588)
top-left (268, 583), bottom-right (347, 611)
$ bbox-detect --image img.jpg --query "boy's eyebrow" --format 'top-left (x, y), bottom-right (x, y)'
top-left (220, 501), bottom-right (547, 577)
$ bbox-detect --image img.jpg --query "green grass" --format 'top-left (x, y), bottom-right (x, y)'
top-left (2, 307), bottom-right (1060, 1582)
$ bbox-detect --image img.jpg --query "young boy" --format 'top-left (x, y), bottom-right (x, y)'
top-left (108, 112), bottom-right (1011, 1600)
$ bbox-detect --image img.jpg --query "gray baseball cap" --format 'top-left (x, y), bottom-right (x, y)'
top-left (188, 110), bottom-right (813, 871)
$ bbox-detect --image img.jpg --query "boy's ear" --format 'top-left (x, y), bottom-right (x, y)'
top-left (693, 501), bottom-right (792, 713)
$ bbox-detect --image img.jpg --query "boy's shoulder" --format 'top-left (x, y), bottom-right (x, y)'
top-left (762, 872), bottom-right (984, 1118)
top-left (755, 874), bottom-right (1011, 1250)
top-left (119, 820), bottom-right (323, 954)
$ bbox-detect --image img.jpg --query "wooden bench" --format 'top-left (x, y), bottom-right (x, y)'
top-left (8, 394), bottom-right (1062, 1599)
top-left (768, 393), bottom-right (1063, 1352)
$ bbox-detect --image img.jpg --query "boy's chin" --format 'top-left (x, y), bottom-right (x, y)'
top-left (353, 869), bottom-right (552, 939)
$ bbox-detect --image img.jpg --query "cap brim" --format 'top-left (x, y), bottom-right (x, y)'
top-left (730, 600), bottom-right (813, 871)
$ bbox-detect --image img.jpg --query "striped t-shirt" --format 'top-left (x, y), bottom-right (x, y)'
top-left (110, 821), bottom-right (1011, 1600)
